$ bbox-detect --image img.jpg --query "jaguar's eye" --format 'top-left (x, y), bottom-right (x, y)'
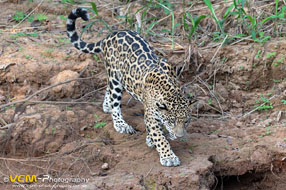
top-left (156, 102), bottom-right (168, 110)
top-left (184, 118), bottom-right (191, 126)
top-left (169, 117), bottom-right (176, 124)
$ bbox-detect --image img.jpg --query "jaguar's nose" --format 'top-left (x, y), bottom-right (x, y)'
top-left (173, 126), bottom-right (186, 138)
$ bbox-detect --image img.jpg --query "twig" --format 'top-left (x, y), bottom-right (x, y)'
top-left (4, 160), bottom-right (28, 190)
top-left (0, 77), bottom-right (95, 110)
top-left (144, 166), bottom-right (153, 178)
top-left (210, 34), bottom-right (228, 63)
top-left (28, 100), bottom-right (101, 106)
top-left (0, 157), bottom-right (48, 162)
top-left (62, 144), bottom-right (88, 155)
top-left (196, 76), bottom-right (224, 115)
top-left (179, 45), bottom-right (191, 77)
top-left (241, 95), bottom-right (276, 118)
top-left (0, 123), bottom-right (15, 129)
top-left (75, 85), bottom-right (107, 101)
top-left (0, 118), bottom-right (7, 125)
top-left (229, 36), bottom-right (252, 46)
top-left (13, 160), bottom-right (59, 173)
top-left (13, 0), bottom-right (45, 29)
top-left (186, 0), bottom-right (233, 12)
top-left (192, 113), bottom-right (224, 118)
top-left (81, 158), bottom-right (97, 176)
top-left (270, 163), bottom-right (281, 179)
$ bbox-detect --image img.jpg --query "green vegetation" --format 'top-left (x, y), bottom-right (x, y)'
top-left (78, 0), bottom-right (285, 50)
top-left (24, 54), bottom-right (33, 59)
top-left (259, 126), bottom-right (273, 138)
top-left (183, 12), bottom-right (208, 41)
top-left (60, 0), bottom-right (75, 4)
top-left (13, 11), bottom-right (49, 23)
top-left (13, 11), bottom-right (26, 22)
top-left (93, 113), bottom-right (107, 129)
top-left (11, 0), bottom-right (286, 49)
top-left (266, 52), bottom-right (276, 59)
top-left (10, 32), bottom-right (38, 40)
top-left (28, 14), bottom-right (49, 23)
top-left (254, 95), bottom-right (273, 111)
top-left (93, 122), bottom-right (107, 129)
top-left (255, 50), bottom-right (262, 58)
top-left (208, 98), bottom-right (212, 105)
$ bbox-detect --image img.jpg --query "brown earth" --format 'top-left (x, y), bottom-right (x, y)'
top-left (0, 1), bottom-right (286, 190)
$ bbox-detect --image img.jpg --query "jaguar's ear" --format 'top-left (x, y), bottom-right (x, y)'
top-left (156, 102), bottom-right (168, 110)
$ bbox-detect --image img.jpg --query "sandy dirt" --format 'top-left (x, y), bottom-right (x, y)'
top-left (0, 0), bottom-right (286, 190)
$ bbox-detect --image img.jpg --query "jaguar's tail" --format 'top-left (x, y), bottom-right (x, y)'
top-left (66, 8), bottom-right (102, 54)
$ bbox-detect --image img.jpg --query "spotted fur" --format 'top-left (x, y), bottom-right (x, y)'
top-left (67, 8), bottom-right (193, 166)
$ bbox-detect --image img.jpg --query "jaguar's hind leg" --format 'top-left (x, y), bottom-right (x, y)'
top-left (109, 79), bottom-right (135, 134)
top-left (103, 87), bottom-right (112, 113)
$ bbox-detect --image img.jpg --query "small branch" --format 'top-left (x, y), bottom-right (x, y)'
top-left (0, 77), bottom-right (95, 110)
top-left (196, 76), bottom-right (224, 115)
top-left (28, 100), bottom-right (101, 106)
top-left (13, 0), bottom-right (44, 29)
top-left (0, 118), bottom-right (7, 125)
top-left (74, 85), bottom-right (107, 102)
top-left (0, 123), bottom-right (15, 130)
top-left (144, 166), bottom-right (153, 178)
top-left (210, 34), bottom-right (228, 63)
top-left (241, 95), bottom-right (276, 118)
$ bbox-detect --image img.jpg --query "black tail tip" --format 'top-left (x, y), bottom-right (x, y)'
top-left (73, 8), bottom-right (89, 21)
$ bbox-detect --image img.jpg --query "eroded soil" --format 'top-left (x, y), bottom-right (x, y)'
top-left (0, 1), bottom-right (286, 190)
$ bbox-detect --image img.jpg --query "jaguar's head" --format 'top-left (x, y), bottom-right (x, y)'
top-left (144, 69), bottom-right (194, 139)
top-left (154, 86), bottom-right (193, 139)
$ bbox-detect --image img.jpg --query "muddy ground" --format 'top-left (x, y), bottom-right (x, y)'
top-left (0, 0), bottom-right (286, 190)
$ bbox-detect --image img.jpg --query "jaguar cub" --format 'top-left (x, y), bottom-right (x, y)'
top-left (67, 8), bottom-right (192, 166)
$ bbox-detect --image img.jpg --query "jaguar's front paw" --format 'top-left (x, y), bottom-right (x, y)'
top-left (167, 132), bottom-right (177, 140)
top-left (160, 154), bottom-right (180, 167)
top-left (146, 135), bottom-right (154, 148)
top-left (114, 121), bottom-right (136, 134)
top-left (102, 103), bottom-right (112, 113)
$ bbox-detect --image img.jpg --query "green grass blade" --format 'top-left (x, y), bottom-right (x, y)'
top-left (183, 13), bottom-right (189, 31)
top-left (186, 12), bottom-right (195, 26)
top-left (154, 1), bottom-right (175, 49)
top-left (146, 21), bottom-right (159, 34)
top-left (275, 0), bottom-right (278, 16)
top-left (98, 18), bottom-right (112, 32)
top-left (261, 15), bottom-right (277, 25)
top-left (188, 15), bottom-right (208, 39)
top-left (203, 0), bottom-right (224, 34)
top-left (80, 20), bottom-right (97, 38)
top-left (223, 4), bottom-right (235, 19)
top-left (90, 2), bottom-right (98, 16)
top-left (203, 0), bottom-right (217, 20)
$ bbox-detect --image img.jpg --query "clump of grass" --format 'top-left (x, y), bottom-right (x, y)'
top-left (93, 122), bottom-right (107, 129)
top-left (203, 0), bottom-right (224, 35)
top-left (77, 0), bottom-right (285, 51)
top-left (81, 2), bottom-right (111, 38)
top-left (93, 113), bottom-right (107, 129)
top-left (182, 12), bottom-right (208, 41)
top-left (13, 11), bottom-right (26, 22)
top-left (10, 32), bottom-right (38, 40)
top-left (28, 14), bottom-right (49, 23)
top-left (254, 95), bottom-right (273, 111)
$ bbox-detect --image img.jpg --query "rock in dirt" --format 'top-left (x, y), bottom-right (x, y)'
top-left (49, 70), bottom-right (80, 98)
top-left (101, 163), bottom-right (109, 170)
